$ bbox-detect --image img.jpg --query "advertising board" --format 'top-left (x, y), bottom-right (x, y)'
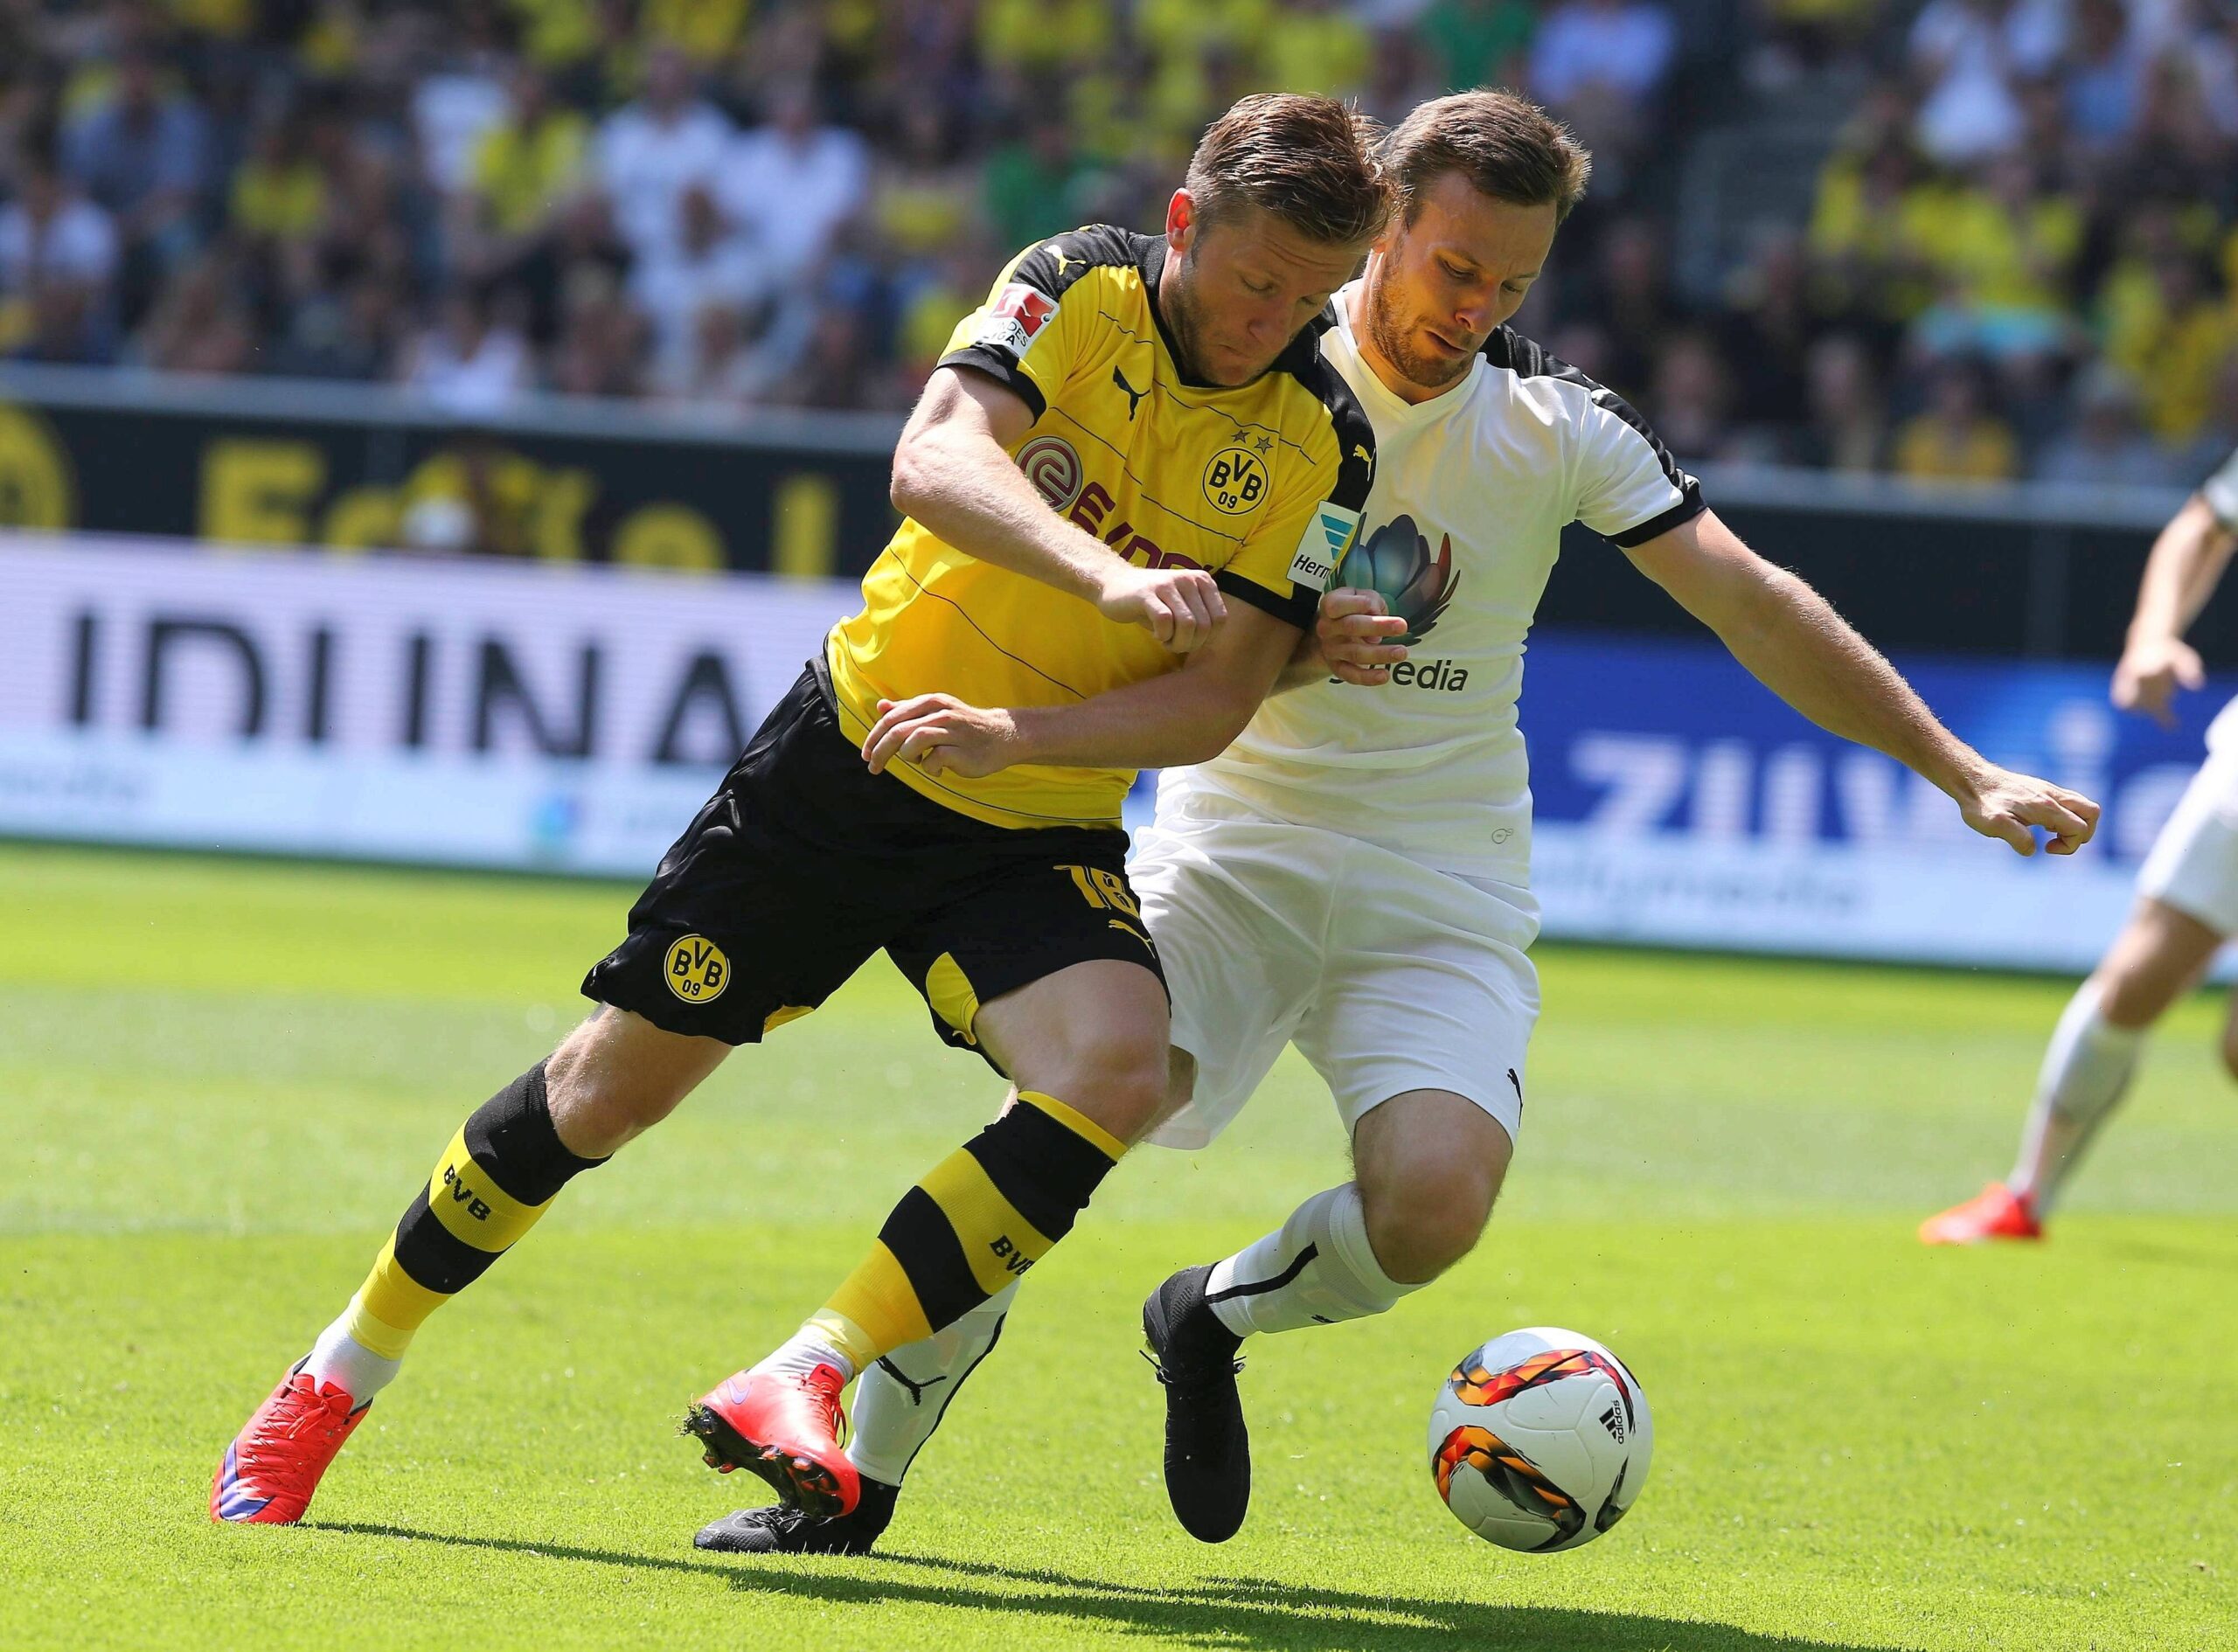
top-left (3, 532), bottom-right (2221, 972)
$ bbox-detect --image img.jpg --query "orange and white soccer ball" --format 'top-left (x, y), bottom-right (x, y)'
top-left (1427, 1327), bottom-right (1652, 1552)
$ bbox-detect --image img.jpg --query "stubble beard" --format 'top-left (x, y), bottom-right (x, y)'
top-left (1366, 276), bottom-right (1472, 394)
top-left (1161, 261), bottom-right (1268, 388)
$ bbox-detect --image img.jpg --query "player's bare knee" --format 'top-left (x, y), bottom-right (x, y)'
top-left (1041, 1028), bottom-right (1169, 1143)
top-left (545, 1012), bottom-right (705, 1155)
top-left (1361, 1162), bottom-right (1495, 1282)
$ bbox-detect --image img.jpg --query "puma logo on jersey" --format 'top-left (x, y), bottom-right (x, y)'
top-left (1112, 365), bottom-right (1147, 420)
top-left (1352, 443), bottom-right (1373, 467)
top-left (1048, 247), bottom-right (1081, 279)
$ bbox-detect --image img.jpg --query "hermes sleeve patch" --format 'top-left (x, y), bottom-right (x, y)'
top-left (1287, 503), bottom-right (1360, 593)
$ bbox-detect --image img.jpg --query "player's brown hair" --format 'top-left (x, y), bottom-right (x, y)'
top-left (1383, 90), bottom-right (1591, 225)
top-left (1183, 94), bottom-right (1392, 247)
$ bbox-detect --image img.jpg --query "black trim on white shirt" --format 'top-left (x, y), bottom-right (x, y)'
top-left (1481, 323), bottom-right (1708, 546)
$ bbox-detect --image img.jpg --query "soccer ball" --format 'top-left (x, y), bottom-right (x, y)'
top-left (1427, 1327), bottom-right (1652, 1552)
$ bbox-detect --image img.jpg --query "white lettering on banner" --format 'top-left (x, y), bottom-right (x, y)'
top-left (1529, 823), bottom-right (2233, 978)
top-left (1566, 729), bottom-right (2177, 854)
top-left (0, 532), bottom-right (854, 764)
top-left (1569, 733), bottom-right (1687, 834)
top-left (0, 728), bottom-right (721, 875)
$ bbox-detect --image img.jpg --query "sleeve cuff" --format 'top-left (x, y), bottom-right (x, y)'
top-left (935, 348), bottom-right (1046, 421)
top-left (1607, 485), bottom-right (1707, 549)
top-left (1216, 567), bottom-right (1316, 631)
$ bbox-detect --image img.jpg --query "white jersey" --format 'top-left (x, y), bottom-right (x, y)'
top-left (1163, 285), bottom-right (1704, 881)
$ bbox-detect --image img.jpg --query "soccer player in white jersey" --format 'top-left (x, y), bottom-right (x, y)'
top-left (1922, 452), bottom-right (2238, 1245)
top-left (696, 91), bottom-right (2100, 1556)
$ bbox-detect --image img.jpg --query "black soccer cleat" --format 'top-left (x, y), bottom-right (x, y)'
top-left (693, 1478), bottom-right (899, 1556)
top-left (1142, 1263), bottom-right (1249, 1544)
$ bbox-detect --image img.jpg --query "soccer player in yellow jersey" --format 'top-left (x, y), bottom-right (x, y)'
top-left (212, 94), bottom-right (1387, 1530)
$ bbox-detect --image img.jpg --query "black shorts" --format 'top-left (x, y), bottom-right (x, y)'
top-left (580, 661), bottom-right (1165, 1072)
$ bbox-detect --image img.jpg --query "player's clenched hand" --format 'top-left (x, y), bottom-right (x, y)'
top-left (862, 694), bottom-right (1024, 780)
top-left (1318, 587), bottom-right (1410, 686)
top-left (1095, 560), bottom-right (1227, 653)
top-left (2111, 634), bottom-right (2206, 729)
top-left (1957, 765), bottom-right (2102, 857)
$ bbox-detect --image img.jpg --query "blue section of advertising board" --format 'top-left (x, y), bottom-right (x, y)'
top-left (1520, 628), bottom-right (2232, 864)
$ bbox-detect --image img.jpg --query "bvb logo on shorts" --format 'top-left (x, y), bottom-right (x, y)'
top-left (1201, 447), bottom-right (1267, 516)
top-left (664, 934), bottom-right (730, 1003)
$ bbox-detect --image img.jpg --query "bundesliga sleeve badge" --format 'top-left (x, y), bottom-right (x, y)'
top-left (975, 284), bottom-right (1056, 359)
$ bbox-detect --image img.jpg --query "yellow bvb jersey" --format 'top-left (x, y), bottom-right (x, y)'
top-left (826, 226), bottom-right (1376, 829)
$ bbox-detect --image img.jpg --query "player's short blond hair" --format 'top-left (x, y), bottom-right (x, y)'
top-left (1183, 94), bottom-right (1392, 248)
top-left (1384, 91), bottom-right (1592, 226)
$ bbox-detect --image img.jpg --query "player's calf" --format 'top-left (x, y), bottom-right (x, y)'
top-left (700, 1086), bottom-right (1128, 1510)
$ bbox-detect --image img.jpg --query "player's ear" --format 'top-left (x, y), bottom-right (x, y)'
top-left (1166, 190), bottom-right (1196, 257)
top-left (1371, 203), bottom-right (1401, 261)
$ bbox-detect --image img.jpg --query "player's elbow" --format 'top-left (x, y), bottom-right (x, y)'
top-left (889, 436), bottom-right (937, 519)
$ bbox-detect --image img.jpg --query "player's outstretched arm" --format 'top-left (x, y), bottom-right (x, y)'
top-left (859, 604), bottom-right (1301, 780)
top-left (2112, 492), bottom-right (2236, 728)
top-left (1624, 508), bottom-right (2101, 857)
top-left (889, 366), bottom-right (1227, 652)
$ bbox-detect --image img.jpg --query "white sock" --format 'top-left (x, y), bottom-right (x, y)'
top-left (1206, 1183), bottom-right (1417, 1339)
top-left (2010, 980), bottom-right (2144, 1215)
top-left (749, 1330), bottom-right (857, 1386)
top-left (846, 1281), bottom-right (1018, 1488)
top-left (301, 1297), bottom-right (403, 1406)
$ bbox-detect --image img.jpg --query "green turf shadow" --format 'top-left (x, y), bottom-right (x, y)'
top-left (309, 1520), bottom-right (1890, 1652)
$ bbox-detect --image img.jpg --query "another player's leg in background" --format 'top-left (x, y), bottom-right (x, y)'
top-left (685, 960), bottom-right (1166, 1519)
top-left (1146, 1088), bottom-right (1512, 1541)
top-left (1922, 897), bottom-right (2220, 1245)
top-left (696, 1051), bottom-right (1197, 1556)
top-left (212, 1010), bottom-right (727, 1524)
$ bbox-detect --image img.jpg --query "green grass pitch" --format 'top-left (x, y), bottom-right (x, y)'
top-left (4, 841), bottom-right (2235, 1651)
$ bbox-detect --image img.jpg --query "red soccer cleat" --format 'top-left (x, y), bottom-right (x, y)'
top-left (1919, 1182), bottom-right (2043, 1246)
top-left (212, 1367), bottom-right (370, 1524)
top-left (683, 1365), bottom-right (859, 1518)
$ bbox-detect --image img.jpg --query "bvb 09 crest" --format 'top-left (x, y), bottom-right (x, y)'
top-left (1201, 446), bottom-right (1267, 515)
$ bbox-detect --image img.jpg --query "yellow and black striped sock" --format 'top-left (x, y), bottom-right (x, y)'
top-left (810, 1092), bottom-right (1125, 1371)
top-left (340, 1062), bottom-right (606, 1360)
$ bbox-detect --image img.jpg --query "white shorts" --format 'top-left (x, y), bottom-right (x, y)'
top-left (1129, 790), bottom-right (1541, 1152)
top-left (2137, 739), bottom-right (2238, 936)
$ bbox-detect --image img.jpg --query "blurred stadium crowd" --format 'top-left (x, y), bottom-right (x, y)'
top-left (3, 0), bottom-right (2238, 486)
